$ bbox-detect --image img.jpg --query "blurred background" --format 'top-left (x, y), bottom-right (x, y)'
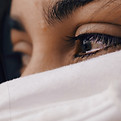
top-left (0, 0), bottom-right (22, 83)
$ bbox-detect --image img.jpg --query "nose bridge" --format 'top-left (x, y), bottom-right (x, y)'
top-left (21, 0), bottom-right (50, 41)
top-left (19, 0), bottom-right (66, 76)
top-left (22, 51), bottom-right (61, 76)
top-left (21, 38), bottom-right (61, 76)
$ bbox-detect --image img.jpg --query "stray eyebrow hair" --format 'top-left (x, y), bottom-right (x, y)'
top-left (44, 0), bottom-right (95, 24)
top-left (8, 17), bottom-right (25, 31)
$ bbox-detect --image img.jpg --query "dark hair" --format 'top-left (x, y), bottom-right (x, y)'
top-left (0, 0), bottom-right (12, 83)
top-left (0, 0), bottom-right (11, 32)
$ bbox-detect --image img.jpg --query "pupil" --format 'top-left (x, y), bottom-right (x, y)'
top-left (82, 40), bottom-right (92, 53)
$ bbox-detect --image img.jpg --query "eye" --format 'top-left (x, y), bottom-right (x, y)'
top-left (10, 28), bottom-right (32, 73)
top-left (13, 41), bottom-right (32, 65)
top-left (69, 33), bottom-right (121, 60)
top-left (13, 42), bottom-right (32, 73)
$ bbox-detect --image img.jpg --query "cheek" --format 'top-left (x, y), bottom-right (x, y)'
top-left (21, 42), bottom-right (74, 76)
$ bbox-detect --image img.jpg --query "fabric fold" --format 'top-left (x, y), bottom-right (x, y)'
top-left (0, 51), bottom-right (121, 121)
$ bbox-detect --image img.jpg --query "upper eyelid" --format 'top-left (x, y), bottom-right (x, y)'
top-left (75, 23), bottom-right (121, 38)
top-left (13, 41), bottom-right (32, 56)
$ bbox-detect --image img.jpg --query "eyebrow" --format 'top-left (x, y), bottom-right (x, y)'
top-left (8, 17), bottom-right (25, 31)
top-left (45, 0), bottom-right (95, 24)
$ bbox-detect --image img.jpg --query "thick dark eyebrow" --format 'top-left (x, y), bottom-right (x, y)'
top-left (8, 17), bottom-right (25, 31)
top-left (45, 0), bottom-right (95, 24)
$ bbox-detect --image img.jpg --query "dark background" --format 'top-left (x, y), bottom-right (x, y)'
top-left (0, 0), bottom-right (22, 83)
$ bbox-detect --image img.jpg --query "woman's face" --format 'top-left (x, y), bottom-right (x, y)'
top-left (10, 0), bottom-right (121, 76)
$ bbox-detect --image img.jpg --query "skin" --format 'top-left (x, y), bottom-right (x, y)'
top-left (10, 0), bottom-right (121, 76)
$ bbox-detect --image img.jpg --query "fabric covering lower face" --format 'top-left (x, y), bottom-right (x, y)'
top-left (0, 51), bottom-right (121, 121)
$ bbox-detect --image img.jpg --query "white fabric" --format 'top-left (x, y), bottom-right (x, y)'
top-left (0, 51), bottom-right (121, 121)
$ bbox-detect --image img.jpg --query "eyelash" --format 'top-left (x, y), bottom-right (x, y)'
top-left (67, 33), bottom-right (121, 58)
